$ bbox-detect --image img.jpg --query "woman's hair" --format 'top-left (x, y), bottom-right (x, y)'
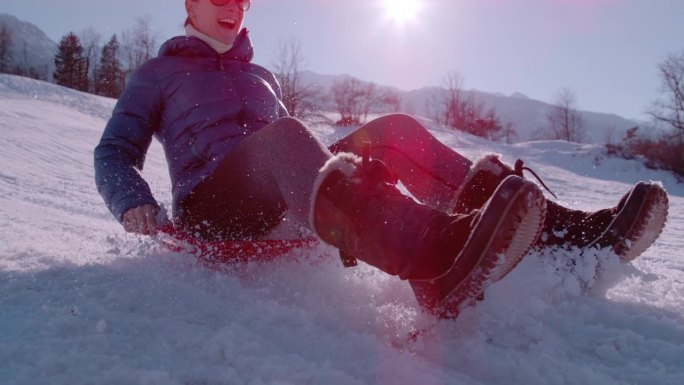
top-left (184, 0), bottom-right (196, 26)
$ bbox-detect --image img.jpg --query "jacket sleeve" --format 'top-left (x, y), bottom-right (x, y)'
top-left (257, 66), bottom-right (289, 118)
top-left (94, 66), bottom-right (162, 222)
top-left (271, 74), bottom-right (289, 118)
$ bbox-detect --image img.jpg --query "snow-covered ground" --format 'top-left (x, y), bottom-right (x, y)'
top-left (1, 74), bottom-right (682, 385)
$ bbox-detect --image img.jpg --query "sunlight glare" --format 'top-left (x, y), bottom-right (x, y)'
top-left (383, 0), bottom-right (421, 24)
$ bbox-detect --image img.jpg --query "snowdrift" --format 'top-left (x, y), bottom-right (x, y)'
top-left (1, 74), bottom-right (683, 385)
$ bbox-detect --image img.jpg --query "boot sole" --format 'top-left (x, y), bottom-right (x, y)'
top-left (590, 182), bottom-right (668, 262)
top-left (411, 176), bottom-right (546, 318)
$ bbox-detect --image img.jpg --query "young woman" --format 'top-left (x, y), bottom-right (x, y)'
top-left (95, 0), bottom-right (668, 317)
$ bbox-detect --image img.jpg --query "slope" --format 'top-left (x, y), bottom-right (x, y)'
top-left (1, 74), bottom-right (683, 385)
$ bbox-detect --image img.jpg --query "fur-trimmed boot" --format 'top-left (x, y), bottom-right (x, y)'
top-left (450, 154), bottom-right (669, 261)
top-left (310, 153), bottom-right (547, 317)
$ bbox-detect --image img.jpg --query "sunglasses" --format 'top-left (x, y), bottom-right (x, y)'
top-left (210, 0), bottom-right (251, 11)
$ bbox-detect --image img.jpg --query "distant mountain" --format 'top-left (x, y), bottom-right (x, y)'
top-left (299, 71), bottom-right (641, 144)
top-left (0, 13), bottom-right (58, 80)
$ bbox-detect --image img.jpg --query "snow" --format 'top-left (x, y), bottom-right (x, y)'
top-left (1, 73), bottom-right (683, 385)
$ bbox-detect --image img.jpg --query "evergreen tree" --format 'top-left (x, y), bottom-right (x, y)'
top-left (53, 32), bottom-right (88, 91)
top-left (94, 35), bottom-right (124, 98)
top-left (0, 22), bottom-right (13, 74)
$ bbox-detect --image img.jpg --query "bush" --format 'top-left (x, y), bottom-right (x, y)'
top-left (334, 117), bottom-right (361, 127)
top-left (606, 128), bottom-right (684, 179)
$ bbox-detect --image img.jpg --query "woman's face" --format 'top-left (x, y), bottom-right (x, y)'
top-left (186, 0), bottom-right (245, 46)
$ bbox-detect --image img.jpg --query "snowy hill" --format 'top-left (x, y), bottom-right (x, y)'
top-left (1, 73), bottom-right (683, 385)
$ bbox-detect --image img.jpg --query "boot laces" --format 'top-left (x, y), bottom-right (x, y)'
top-left (513, 159), bottom-right (558, 199)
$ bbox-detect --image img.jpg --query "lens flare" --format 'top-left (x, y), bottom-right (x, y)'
top-left (383, 0), bottom-right (421, 24)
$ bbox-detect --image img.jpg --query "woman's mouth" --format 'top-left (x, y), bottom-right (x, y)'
top-left (218, 18), bottom-right (237, 29)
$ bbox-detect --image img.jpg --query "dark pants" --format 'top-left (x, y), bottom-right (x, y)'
top-left (176, 151), bottom-right (289, 241)
top-left (177, 114), bottom-right (471, 240)
top-left (177, 117), bottom-right (330, 240)
top-left (329, 114), bottom-right (471, 211)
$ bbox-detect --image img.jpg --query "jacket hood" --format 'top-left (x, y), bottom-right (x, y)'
top-left (158, 28), bottom-right (254, 62)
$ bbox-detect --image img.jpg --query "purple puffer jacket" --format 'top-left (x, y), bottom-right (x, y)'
top-left (94, 29), bottom-right (287, 222)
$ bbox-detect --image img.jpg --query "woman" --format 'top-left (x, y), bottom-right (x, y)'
top-left (95, 0), bottom-right (668, 317)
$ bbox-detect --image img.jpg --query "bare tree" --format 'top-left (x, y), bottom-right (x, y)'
top-left (271, 38), bottom-right (325, 121)
top-left (121, 16), bottom-right (158, 79)
top-left (496, 121), bottom-right (518, 144)
top-left (357, 82), bottom-right (400, 122)
top-left (78, 27), bottom-right (102, 92)
top-left (0, 22), bottom-right (13, 73)
top-left (329, 76), bottom-right (398, 126)
top-left (546, 87), bottom-right (586, 142)
top-left (330, 76), bottom-right (366, 125)
top-left (431, 72), bottom-right (507, 140)
top-left (14, 42), bottom-right (31, 77)
top-left (434, 72), bottom-right (466, 128)
top-left (648, 50), bottom-right (684, 144)
top-left (11, 42), bottom-right (47, 80)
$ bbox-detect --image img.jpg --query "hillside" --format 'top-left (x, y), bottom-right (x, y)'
top-left (0, 13), bottom-right (57, 79)
top-left (1, 74), bottom-right (683, 384)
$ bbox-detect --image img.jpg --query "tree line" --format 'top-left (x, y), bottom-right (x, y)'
top-left (0, 17), bottom-right (156, 98)
top-left (263, 40), bottom-right (684, 175)
top-left (274, 39), bottom-right (514, 142)
top-left (50, 17), bottom-right (156, 98)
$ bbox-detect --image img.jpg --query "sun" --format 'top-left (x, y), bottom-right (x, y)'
top-left (382, 0), bottom-right (422, 24)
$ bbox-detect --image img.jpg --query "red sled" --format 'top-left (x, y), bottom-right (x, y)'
top-left (157, 224), bottom-right (320, 264)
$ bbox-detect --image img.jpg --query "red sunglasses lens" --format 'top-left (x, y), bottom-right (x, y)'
top-left (210, 0), bottom-right (250, 11)
top-left (237, 0), bottom-right (250, 11)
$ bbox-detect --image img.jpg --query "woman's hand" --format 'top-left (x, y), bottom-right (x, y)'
top-left (122, 204), bottom-right (160, 235)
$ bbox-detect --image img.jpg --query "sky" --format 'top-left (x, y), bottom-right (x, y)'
top-left (2, 0), bottom-right (683, 122)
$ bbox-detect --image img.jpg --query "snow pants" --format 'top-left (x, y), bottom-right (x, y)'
top-left (177, 114), bottom-right (472, 240)
top-left (329, 114), bottom-right (471, 211)
top-left (177, 117), bottom-right (331, 240)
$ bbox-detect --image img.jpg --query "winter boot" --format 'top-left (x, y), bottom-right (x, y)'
top-left (576, 182), bottom-right (668, 262)
top-left (310, 153), bottom-right (547, 318)
top-left (450, 154), bottom-right (669, 261)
